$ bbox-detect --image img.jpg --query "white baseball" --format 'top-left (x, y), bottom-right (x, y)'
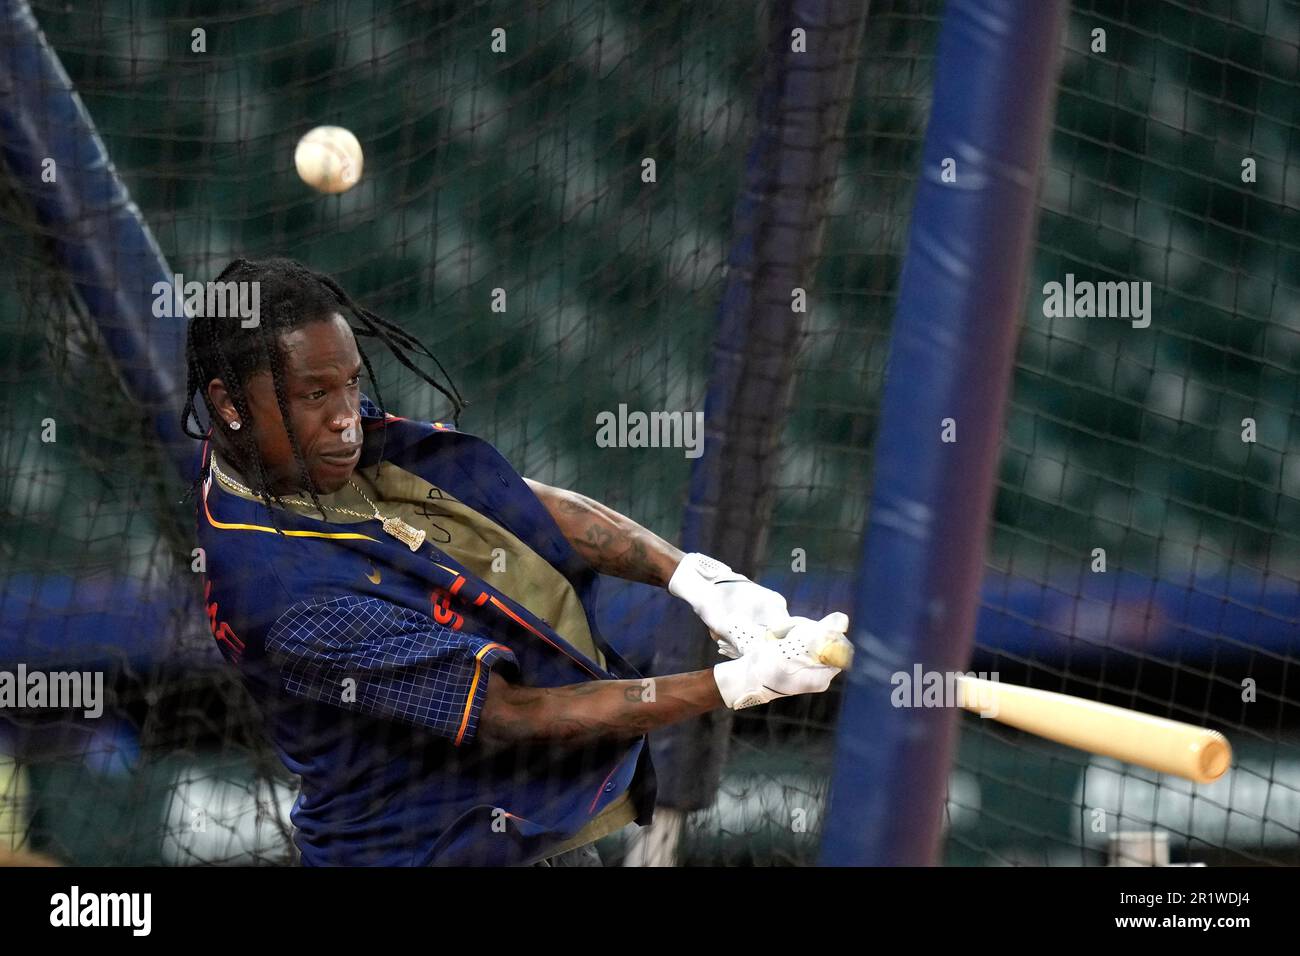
top-left (294, 126), bottom-right (364, 194)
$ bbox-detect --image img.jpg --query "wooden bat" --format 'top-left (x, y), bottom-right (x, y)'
top-left (954, 675), bottom-right (1231, 784)
top-left (814, 636), bottom-right (853, 670)
top-left (719, 619), bottom-right (856, 668)
top-left (794, 634), bottom-right (1229, 784)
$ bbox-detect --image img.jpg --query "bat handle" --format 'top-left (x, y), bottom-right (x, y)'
top-left (715, 621), bottom-right (854, 669)
top-left (815, 636), bottom-right (854, 669)
top-left (775, 616), bottom-right (853, 669)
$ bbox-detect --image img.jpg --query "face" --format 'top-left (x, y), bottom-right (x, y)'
top-left (208, 314), bottom-right (364, 495)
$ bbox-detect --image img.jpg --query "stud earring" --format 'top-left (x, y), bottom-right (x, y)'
top-left (229, 420), bottom-right (241, 431)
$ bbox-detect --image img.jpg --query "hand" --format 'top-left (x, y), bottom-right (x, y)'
top-left (668, 553), bottom-right (790, 653)
top-left (712, 612), bottom-right (849, 710)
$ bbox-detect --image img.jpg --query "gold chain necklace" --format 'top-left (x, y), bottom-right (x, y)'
top-left (208, 454), bottom-right (427, 552)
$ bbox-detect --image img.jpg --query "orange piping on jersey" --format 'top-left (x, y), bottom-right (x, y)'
top-left (455, 642), bottom-right (512, 746)
top-left (589, 764), bottom-right (621, 814)
top-left (363, 414), bottom-right (408, 431)
top-left (449, 576), bottom-right (466, 596)
top-left (363, 415), bottom-right (450, 432)
top-left (487, 595), bottom-right (601, 678)
top-left (430, 560), bottom-right (600, 674)
top-left (497, 810), bottom-right (539, 827)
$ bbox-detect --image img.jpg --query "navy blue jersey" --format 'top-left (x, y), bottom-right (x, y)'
top-left (194, 395), bottom-right (656, 865)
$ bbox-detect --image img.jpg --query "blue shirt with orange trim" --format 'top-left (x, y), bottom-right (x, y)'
top-left (193, 395), bottom-right (656, 865)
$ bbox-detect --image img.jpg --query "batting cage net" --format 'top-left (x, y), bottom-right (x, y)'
top-left (965, 0), bottom-right (1300, 866)
top-left (0, 0), bottom-right (1295, 866)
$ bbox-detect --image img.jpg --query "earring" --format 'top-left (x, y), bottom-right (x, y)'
top-left (229, 420), bottom-right (241, 431)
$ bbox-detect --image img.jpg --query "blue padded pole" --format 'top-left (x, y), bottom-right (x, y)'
top-left (820, 0), bottom-right (1068, 866)
top-left (0, 0), bottom-right (189, 477)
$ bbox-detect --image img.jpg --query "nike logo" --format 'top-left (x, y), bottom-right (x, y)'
top-left (365, 564), bottom-right (382, 584)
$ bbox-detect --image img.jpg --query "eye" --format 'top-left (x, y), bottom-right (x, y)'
top-left (347, 373), bottom-right (361, 387)
top-left (307, 389), bottom-right (326, 401)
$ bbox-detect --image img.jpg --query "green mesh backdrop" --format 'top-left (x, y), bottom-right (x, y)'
top-left (966, 0), bottom-right (1300, 865)
top-left (0, 0), bottom-right (1296, 866)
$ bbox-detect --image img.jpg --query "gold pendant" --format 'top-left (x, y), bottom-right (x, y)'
top-left (382, 516), bottom-right (426, 552)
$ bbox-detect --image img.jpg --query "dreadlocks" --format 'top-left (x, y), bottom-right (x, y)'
top-left (180, 256), bottom-right (466, 523)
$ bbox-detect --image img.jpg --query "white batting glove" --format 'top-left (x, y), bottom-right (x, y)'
top-left (668, 553), bottom-right (791, 657)
top-left (712, 612), bottom-right (849, 710)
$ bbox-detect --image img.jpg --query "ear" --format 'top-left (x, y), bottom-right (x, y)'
top-left (206, 378), bottom-right (240, 428)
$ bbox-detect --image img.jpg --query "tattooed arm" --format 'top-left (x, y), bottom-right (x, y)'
top-left (478, 612), bottom-right (846, 748)
top-left (524, 479), bottom-right (802, 660)
top-left (478, 668), bottom-right (723, 749)
top-left (524, 478), bottom-right (683, 587)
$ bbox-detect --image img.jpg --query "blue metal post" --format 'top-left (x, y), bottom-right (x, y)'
top-left (820, 0), bottom-right (1068, 865)
top-left (0, 0), bottom-right (187, 476)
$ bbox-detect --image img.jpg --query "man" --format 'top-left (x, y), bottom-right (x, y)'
top-left (184, 257), bottom-right (847, 865)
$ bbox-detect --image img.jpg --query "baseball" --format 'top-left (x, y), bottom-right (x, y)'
top-left (294, 125), bottom-right (364, 194)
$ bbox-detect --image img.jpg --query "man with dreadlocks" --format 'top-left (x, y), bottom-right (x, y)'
top-left (184, 257), bottom-right (848, 866)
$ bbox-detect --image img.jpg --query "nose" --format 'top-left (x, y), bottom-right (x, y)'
top-left (333, 417), bottom-right (361, 447)
top-left (330, 398), bottom-right (361, 441)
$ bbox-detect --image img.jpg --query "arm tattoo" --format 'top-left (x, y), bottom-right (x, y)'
top-left (526, 480), bottom-right (682, 587)
top-left (480, 671), bottom-right (723, 749)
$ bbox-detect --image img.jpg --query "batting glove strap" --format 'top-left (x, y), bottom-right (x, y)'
top-left (713, 657), bottom-right (782, 710)
top-left (668, 552), bottom-right (736, 607)
top-left (670, 553), bottom-right (792, 648)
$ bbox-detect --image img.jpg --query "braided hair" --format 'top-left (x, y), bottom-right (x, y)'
top-left (180, 256), bottom-right (466, 523)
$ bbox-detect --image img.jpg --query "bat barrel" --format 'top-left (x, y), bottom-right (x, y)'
top-left (1195, 732), bottom-right (1232, 783)
top-left (956, 676), bottom-right (1233, 785)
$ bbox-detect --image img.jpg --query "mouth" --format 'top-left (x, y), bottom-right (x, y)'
top-left (318, 447), bottom-right (362, 469)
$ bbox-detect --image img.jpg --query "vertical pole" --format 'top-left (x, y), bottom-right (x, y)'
top-left (820, 0), bottom-right (1068, 866)
top-left (632, 0), bottom-right (868, 863)
top-left (0, 0), bottom-right (187, 476)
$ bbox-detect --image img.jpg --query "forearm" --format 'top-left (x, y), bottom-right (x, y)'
top-left (478, 670), bottom-right (722, 749)
top-left (524, 478), bottom-right (683, 587)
